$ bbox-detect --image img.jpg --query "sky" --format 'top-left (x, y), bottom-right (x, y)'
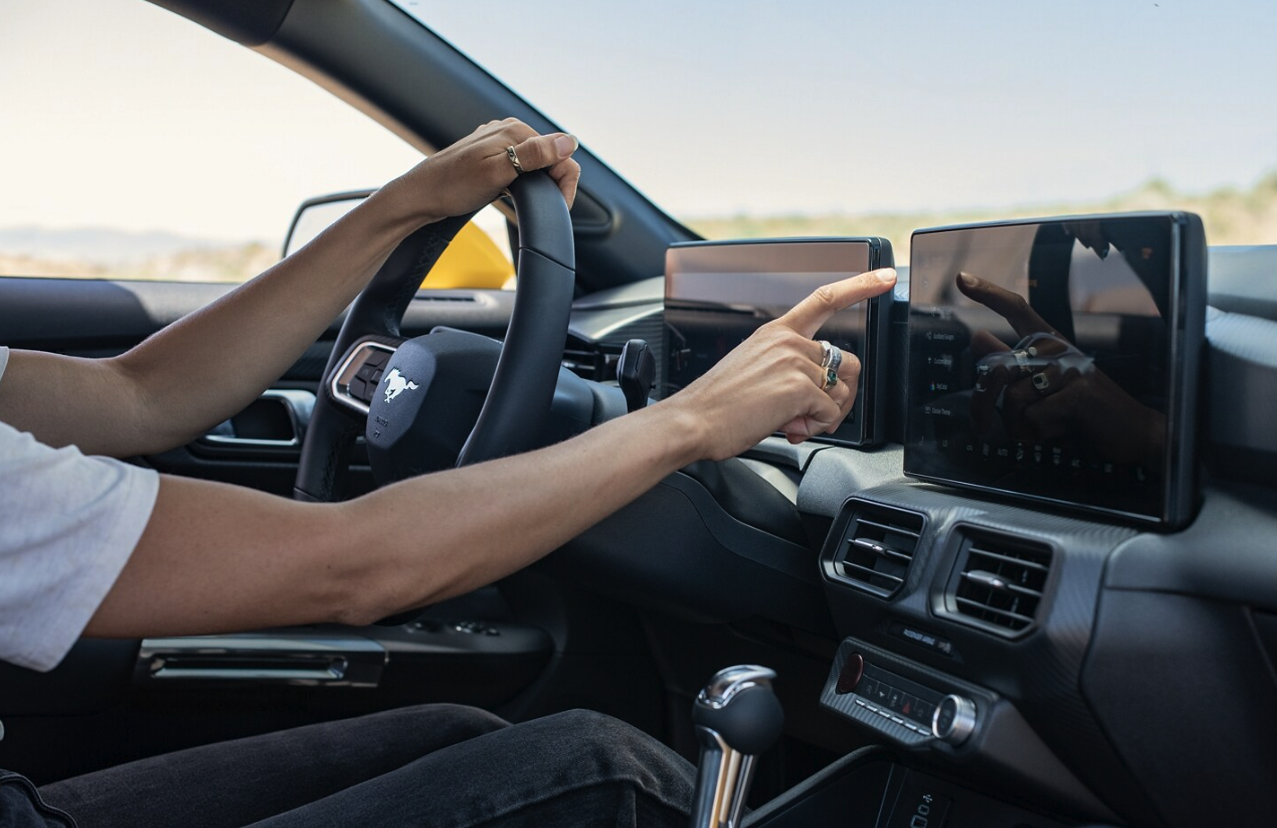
top-left (2, 0), bottom-right (1275, 243)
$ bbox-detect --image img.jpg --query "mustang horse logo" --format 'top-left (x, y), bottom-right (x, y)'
top-left (382, 368), bottom-right (420, 403)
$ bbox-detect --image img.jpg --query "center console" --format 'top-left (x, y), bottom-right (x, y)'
top-left (746, 748), bottom-right (1086, 828)
top-left (642, 213), bottom-right (1221, 826)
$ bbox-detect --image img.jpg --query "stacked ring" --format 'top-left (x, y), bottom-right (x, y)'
top-left (817, 341), bottom-right (843, 393)
top-left (818, 341), bottom-right (843, 372)
top-left (505, 145), bottom-right (526, 174)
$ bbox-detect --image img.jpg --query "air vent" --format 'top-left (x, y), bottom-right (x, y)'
top-left (825, 503), bottom-right (925, 599)
top-left (947, 533), bottom-right (1053, 637)
top-left (561, 335), bottom-right (622, 381)
top-left (413, 292), bottom-right (478, 302)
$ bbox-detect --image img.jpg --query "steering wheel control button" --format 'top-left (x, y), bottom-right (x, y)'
top-left (835, 652), bottom-right (865, 695)
top-left (932, 694), bottom-right (977, 745)
top-left (330, 340), bottom-right (398, 415)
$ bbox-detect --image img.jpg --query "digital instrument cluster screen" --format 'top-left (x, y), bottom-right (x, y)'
top-left (663, 238), bottom-right (891, 447)
top-left (904, 213), bottom-right (1204, 525)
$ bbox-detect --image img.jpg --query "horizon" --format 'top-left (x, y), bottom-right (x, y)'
top-left (2, 167), bottom-right (1272, 246)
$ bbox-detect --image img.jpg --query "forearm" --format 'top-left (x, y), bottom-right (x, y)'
top-left (112, 180), bottom-right (428, 454)
top-left (0, 180), bottom-right (428, 457)
top-left (341, 400), bottom-right (705, 618)
top-left (87, 400), bottom-right (704, 637)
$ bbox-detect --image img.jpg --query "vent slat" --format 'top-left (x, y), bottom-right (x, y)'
top-left (833, 506), bottom-right (925, 599)
top-left (840, 562), bottom-right (905, 585)
top-left (960, 571), bottom-right (1042, 599)
top-left (853, 518), bottom-right (922, 540)
top-left (967, 547), bottom-right (1050, 573)
top-left (954, 597), bottom-right (1036, 626)
top-left (950, 535), bottom-right (1052, 637)
top-left (849, 538), bottom-right (914, 564)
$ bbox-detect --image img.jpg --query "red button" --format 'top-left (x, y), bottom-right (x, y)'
top-left (835, 653), bottom-right (865, 695)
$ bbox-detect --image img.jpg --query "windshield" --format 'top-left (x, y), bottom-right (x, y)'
top-left (396, 0), bottom-right (1277, 260)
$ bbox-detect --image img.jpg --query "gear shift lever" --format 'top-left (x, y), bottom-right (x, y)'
top-left (616, 338), bottom-right (655, 413)
top-left (689, 665), bottom-right (785, 828)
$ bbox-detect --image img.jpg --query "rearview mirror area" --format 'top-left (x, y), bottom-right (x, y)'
top-left (283, 193), bottom-right (516, 290)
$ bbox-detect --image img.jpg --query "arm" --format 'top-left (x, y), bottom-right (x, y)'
top-left (0, 120), bottom-right (582, 457)
top-left (85, 270), bottom-right (897, 637)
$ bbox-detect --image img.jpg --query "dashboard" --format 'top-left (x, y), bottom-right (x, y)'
top-left (558, 233), bottom-right (1277, 828)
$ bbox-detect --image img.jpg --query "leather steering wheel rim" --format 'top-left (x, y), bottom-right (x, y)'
top-left (293, 171), bottom-right (575, 503)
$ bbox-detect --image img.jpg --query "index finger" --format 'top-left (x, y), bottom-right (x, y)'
top-left (955, 271), bottom-right (1056, 339)
top-left (779, 268), bottom-right (897, 339)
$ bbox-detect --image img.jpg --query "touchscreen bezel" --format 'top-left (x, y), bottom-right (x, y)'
top-left (902, 212), bottom-right (1205, 528)
top-left (662, 237), bottom-right (894, 447)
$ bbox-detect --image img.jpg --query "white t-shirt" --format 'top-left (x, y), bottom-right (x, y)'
top-left (0, 346), bottom-right (159, 672)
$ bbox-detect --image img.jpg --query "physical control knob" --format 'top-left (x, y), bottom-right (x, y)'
top-left (616, 338), bottom-right (656, 413)
top-left (931, 694), bottom-right (976, 745)
top-left (689, 665), bottom-right (784, 828)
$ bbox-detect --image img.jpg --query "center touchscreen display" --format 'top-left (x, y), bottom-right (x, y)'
top-left (664, 238), bottom-right (892, 446)
top-left (904, 213), bottom-right (1204, 526)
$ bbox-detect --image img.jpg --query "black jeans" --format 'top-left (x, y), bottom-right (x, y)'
top-left (37, 705), bottom-right (696, 827)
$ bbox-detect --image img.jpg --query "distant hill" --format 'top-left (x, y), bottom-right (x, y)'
top-left (0, 226), bottom-right (264, 264)
top-left (684, 172), bottom-right (1277, 263)
top-left (0, 227), bottom-right (278, 283)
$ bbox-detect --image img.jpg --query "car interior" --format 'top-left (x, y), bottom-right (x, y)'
top-left (2, 2), bottom-right (1276, 827)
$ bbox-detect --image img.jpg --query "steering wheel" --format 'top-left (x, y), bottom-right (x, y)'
top-left (294, 171), bottom-right (575, 502)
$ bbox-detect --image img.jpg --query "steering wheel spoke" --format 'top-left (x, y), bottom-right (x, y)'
top-left (329, 337), bottom-right (403, 417)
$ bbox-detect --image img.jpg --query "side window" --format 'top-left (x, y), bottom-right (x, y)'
top-left (0, 0), bottom-right (509, 286)
top-left (285, 197), bottom-right (515, 291)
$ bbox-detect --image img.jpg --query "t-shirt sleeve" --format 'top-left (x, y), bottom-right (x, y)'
top-left (0, 349), bottom-right (160, 672)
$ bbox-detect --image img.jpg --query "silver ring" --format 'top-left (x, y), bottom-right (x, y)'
top-left (827, 346), bottom-right (843, 375)
top-left (1012, 349), bottom-right (1030, 372)
top-left (505, 145), bottom-right (525, 174)
top-left (1032, 372), bottom-right (1051, 393)
top-left (818, 340), bottom-right (834, 368)
top-left (825, 368), bottom-right (839, 390)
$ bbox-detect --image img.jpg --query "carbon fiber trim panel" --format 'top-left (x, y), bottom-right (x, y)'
top-left (810, 474), bottom-right (1156, 822)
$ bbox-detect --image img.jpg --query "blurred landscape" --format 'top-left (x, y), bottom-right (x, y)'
top-left (1, 173), bottom-right (1274, 283)
top-left (0, 227), bottom-right (279, 284)
top-left (687, 172), bottom-right (1277, 264)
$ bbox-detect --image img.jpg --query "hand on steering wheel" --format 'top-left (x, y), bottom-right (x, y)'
top-left (295, 120), bottom-right (580, 502)
top-left (387, 119), bottom-right (580, 225)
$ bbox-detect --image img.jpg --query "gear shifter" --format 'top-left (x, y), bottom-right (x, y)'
top-left (688, 665), bottom-right (785, 828)
top-left (616, 338), bottom-right (656, 413)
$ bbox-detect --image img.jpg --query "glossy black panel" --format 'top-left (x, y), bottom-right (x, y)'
top-left (663, 238), bottom-right (891, 446)
top-left (905, 213), bottom-right (1204, 525)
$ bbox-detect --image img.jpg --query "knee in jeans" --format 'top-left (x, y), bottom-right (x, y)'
top-left (537, 709), bottom-right (661, 761)
top-left (531, 709), bottom-right (694, 803)
top-left (395, 703), bottom-right (509, 740)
